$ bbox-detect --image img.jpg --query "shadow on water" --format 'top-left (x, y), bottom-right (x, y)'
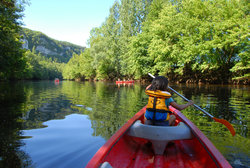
top-left (0, 81), bottom-right (249, 168)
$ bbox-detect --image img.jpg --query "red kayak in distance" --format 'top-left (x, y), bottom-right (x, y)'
top-left (116, 80), bottom-right (135, 84)
top-left (54, 78), bottom-right (59, 83)
top-left (86, 106), bottom-right (232, 168)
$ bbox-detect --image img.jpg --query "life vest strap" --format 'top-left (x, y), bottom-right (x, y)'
top-left (152, 97), bottom-right (157, 125)
top-left (146, 108), bottom-right (171, 114)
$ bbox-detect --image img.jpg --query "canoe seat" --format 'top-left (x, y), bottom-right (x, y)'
top-left (126, 120), bottom-right (192, 155)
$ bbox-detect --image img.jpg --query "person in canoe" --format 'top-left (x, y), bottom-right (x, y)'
top-left (145, 76), bottom-right (194, 126)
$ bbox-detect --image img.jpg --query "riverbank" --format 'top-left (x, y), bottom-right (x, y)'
top-left (72, 77), bottom-right (250, 85)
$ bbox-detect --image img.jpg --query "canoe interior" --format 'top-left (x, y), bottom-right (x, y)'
top-left (101, 123), bottom-right (218, 168)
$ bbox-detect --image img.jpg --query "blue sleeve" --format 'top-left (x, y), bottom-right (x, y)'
top-left (165, 97), bottom-right (174, 107)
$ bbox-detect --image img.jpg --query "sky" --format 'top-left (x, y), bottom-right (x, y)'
top-left (22, 0), bottom-right (116, 47)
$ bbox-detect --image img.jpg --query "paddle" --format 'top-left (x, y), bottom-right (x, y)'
top-left (148, 73), bottom-right (236, 136)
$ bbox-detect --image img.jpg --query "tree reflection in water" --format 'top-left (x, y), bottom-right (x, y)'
top-left (0, 82), bottom-right (33, 167)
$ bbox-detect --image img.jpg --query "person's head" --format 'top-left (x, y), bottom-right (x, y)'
top-left (149, 76), bottom-right (169, 91)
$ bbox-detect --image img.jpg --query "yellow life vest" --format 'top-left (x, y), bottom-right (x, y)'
top-left (145, 90), bottom-right (172, 121)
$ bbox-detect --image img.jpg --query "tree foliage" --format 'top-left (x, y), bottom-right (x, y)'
top-left (143, 0), bottom-right (249, 83)
top-left (24, 49), bottom-right (64, 80)
top-left (0, 0), bottom-right (27, 80)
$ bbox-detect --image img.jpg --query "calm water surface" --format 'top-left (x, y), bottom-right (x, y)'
top-left (0, 81), bottom-right (249, 168)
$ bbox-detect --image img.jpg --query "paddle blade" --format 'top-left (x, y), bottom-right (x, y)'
top-left (213, 117), bottom-right (236, 136)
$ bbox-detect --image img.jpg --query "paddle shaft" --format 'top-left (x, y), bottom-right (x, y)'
top-left (148, 73), bottom-right (214, 118)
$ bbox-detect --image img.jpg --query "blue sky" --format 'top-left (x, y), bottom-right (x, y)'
top-left (23, 0), bottom-right (116, 47)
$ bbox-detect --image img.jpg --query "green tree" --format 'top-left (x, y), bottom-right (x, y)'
top-left (102, 1), bottom-right (121, 78)
top-left (62, 53), bottom-right (82, 80)
top-left (127, 33), bottom-right (153, 79)
top-left (0, 0), bottom-right (28, 80)
top-left (24, 49), bottom-right (64, 80)
top-left (78, 49), bottom-right (95, 79)
top-left (88, 27), bottom-right (110, 80)
top-left (86, 2), bottom-right (122, 80)
top-left (136, 0), bottom-right (249, 83)
top-left (119, 0), bottom-right (152, 77)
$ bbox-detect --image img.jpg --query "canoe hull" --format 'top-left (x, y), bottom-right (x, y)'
top-left (86, 106), bottom-right (231, 168)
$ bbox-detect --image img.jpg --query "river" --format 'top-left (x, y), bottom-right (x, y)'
top-left (0, 81), bottom-right (249, 168)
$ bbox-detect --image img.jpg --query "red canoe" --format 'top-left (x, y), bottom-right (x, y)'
top-left (54, 78), bottom-right (59, 83)
top-left (86, 106), bottom-right (232, 168)
top-left (116, 80), bottom-right (135, 84)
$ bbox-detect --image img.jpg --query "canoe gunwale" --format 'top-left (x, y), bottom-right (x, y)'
top-left (86, 106), bottom-right (146, 168)
top-left (169, 106), bottom-right (232, 168)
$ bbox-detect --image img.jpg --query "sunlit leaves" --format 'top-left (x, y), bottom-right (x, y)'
top-left (137, 0), bottom-right (249, 82)
top-left (0, 0), bottom-right (27, 79)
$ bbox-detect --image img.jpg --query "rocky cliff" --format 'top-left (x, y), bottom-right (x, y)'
top-left (21, 28), bottom-right (85, 63)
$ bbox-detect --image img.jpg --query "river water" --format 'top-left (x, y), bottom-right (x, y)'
top-left (0, 81), bottom-right (249, 168)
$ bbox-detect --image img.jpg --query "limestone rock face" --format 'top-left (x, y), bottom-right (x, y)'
top-left (36, 45), bottom-right (58, 55)
top-left (21, 28), bottom-right (85, 63)
top-left (21, 35), bottom-right (29, 49)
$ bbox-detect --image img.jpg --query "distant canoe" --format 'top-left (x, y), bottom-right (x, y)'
top-left (116, 80), bottom-right (135, 84)
top-left (54, 78), bottom-right (59, 83)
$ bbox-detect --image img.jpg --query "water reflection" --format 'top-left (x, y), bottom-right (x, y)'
top-left (20, 114), bottom-right (105, 168)
top-left (171, 84), bottom-right (250, 168)
top-left (173, 84), bottom-right (249, 137)
top-left (0, 81), bottom-right (249, 167)
top-left (0, 82), bottom-right (33, 167)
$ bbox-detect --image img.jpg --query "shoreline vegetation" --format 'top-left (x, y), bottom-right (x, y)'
top-left (61, 78), bottom-right (250, 85)
top-left (1, 0), bottom-right (249, 85)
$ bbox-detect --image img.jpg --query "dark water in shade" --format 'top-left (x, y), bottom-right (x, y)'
top-left (0, 81), bottom-right (249, 168)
